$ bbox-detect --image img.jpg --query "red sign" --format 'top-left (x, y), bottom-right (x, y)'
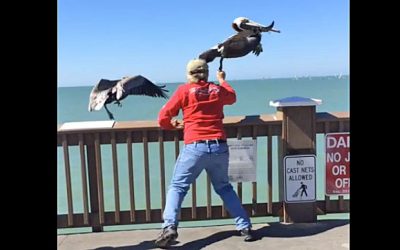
top-left (325, 133), bottom-right (350, 195)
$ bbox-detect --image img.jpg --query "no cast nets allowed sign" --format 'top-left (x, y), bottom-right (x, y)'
top-left (284, 155), bottom-right (316, 203)
top-left (227, 139), bottom-right (257, 182)
top-left (325, 133), bottom-right (350, 195)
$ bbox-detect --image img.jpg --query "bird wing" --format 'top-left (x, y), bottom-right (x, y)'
top-left (221, 30), bottom-right (255, 48)
top-left (96, 79), bottom-right (119, 91)
top-left (199, 48), bottom-right (220, 63)
top-left (88, 89), bottom-right (110, 111)
top-left (218, 32), bottom-right (256, 56)
top-left (88, 79), bottom-right (119, 111)
top-left (117, 75), bottom-right (169, 99)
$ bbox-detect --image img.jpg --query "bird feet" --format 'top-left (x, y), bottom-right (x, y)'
top-left (115, 100), bottom-right (122, 107)
top-left (252, 43), bottom-right (263, 56)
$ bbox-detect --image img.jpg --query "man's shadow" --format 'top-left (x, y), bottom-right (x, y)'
top-left (93, 230), bottom-right (237, 250)
top-left (93, 219), bottom-right (349, 250)
top-left (254, 219), bottom-right (349, 238)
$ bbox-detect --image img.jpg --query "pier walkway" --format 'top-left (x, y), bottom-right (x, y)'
top-left (57, 217), bottom-right (349, 250)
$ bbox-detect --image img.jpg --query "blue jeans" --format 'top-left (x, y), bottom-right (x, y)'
top-left (162, 141), bottom-right (252, 230)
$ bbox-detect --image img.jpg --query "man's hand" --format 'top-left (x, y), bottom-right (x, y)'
top-left (217, 70), bottom-right (226, 84)
top-left (171, 119), bottom-right (184, 129)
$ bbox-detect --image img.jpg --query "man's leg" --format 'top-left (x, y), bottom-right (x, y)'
top-left (162, 144), bottom-right (205, 228)
top-left (205, 142), bottom-right (255, 241)
top-left (155, 144), bottom-right (206, 247)
top-left (205, 143), bottom-right (252, 230)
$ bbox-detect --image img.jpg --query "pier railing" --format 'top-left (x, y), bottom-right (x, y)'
top-left (57, 111), bottom-right (349, 232)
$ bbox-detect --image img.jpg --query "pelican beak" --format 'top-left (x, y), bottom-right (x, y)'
top-left (243, 19), bottom-right (281, 33)
top-left (243, 19), bottom-right (266, 29)
top-left (269, 28), bottom-right (281, 33)
top-left (260, 21), bottom-right (280, 33)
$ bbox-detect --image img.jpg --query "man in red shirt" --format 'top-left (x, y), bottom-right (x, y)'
top-left (155, 59), bottom-right (254, 248)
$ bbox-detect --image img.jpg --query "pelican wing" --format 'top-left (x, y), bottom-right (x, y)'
top-left (96, 79), bottom-right (119, 91)
top-left (88, 79), bottom-right (119, 111)
top-left (88, 89), bottom-right (110, 111)
top-left (221, 33), bottom-right (248, 50)
top-left (119, 75), bottom-right (169, 99)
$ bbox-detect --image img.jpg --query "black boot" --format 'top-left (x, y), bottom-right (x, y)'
top-left (240, 228), bottom-right (256, 242)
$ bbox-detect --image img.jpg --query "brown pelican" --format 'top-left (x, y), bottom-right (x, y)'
top-left (199, 17), bottom-right (280, 70)
top-left (88, 75), bottom-right (169, 120)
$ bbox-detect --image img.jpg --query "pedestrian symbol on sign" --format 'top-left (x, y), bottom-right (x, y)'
top-left (292, 182), bottom-right (308, 198)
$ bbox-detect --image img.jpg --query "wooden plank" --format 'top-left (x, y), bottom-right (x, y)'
top-left (339, 196), bottom-right (344, 211)
top-left (86, 134), bottom-right (103, 232)
top-left (174, 131), bottom-right (180, 159)
top-left (324, 122), bottom-right (331, 212)
top-left (252, 126), bottom-right (258, 216)
top-left (126, 131), bottom-right (136, 222)
top-left (223, 114), bottom-right (282, 125)
top-left (57, 112), bottom-right (349, 145)
top-left (142, 130), bottom-right (151, 222)
top-left (192, 180), bottom-right (197, 219)
top-left (173, 131), bottom-right (182, 220)
top-left (221, 204), bottom-right (227, 218)
top-left (62, 134), bottom-right (74, 226)
top-left (267, 126), bottom-right (273, 214)
top-left (207, 175), bottom-right (212, 218)
top-left (236, 127), bottom-right (242, 202)
top-left (78, 134), bottom-right (89, 225)
top-left (111, 132), bottom-right (120, 223)
top-left (158, 130), bottom-right (166, 214)
top-left (94, 133), bottom-right (105, 225)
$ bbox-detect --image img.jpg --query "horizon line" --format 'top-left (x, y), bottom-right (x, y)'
top-left (58, 74), bottom-right (349, 88)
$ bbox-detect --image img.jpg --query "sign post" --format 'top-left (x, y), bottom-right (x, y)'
top-left (270, 96), bottom-right (321, 223)
top-left (326, 133), bottom-right (350, 195)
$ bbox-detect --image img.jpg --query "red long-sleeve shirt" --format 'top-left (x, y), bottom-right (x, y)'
top-left (158, 80), bottom-right (236, 144)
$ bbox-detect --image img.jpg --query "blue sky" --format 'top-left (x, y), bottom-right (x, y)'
top-left (58, 0), bottom-right (349, 87)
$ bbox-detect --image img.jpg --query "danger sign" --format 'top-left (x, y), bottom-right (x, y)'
top-left (326, 133), bottom-right (350, 195)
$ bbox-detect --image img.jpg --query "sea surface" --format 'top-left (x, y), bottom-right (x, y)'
top-left (57, 76), bottom-right (350, 233)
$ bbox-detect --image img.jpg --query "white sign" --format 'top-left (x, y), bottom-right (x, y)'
top-left (58, 120), bottom-right (115, 131)
top-left (284, 155), bottom-right (316, 203)
top-left (227, 139), bottom-right (257, 182)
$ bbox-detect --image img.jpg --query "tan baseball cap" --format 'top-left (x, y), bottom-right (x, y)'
top-left (186, 59), bottom-right (209, 82)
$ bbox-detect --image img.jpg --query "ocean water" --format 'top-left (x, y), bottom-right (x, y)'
top-left (58, 76), bottom-right (349, 124)
top-left (57, 76), bottom-right (349, 233)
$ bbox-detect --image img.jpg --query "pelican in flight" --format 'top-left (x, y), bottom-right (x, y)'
top-left (88, 75), bottom-right (169, 120)
top-left (199, 17), bottom-right (280, 70)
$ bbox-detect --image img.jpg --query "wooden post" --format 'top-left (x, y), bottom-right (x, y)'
top-left (271, 96), bottom-right (321, 223)
top-left (86, 133), bottom-right (104, 232)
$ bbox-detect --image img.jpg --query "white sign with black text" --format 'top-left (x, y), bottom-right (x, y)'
top-left (284, 155), bottom-right (316, 203)
top-left (227, 139), bottom-right (257, 182)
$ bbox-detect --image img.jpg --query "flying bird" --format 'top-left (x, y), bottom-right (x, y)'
top-left (199, 17), bottom-right (280, 70)
top-left (88, 75), bottom-right (169, 120)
